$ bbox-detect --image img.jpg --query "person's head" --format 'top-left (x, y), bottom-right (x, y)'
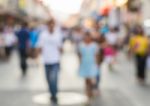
top-left (21, 22), bottom-right (28, 28)
top-left (83, 31), bottom-right (93, 43)
top-left (73, 26), bottom-right (82, 33)
top-left (135, 25), bottom-right (144, 36)
top-left (114, 27), bottom-right (119, 32)
top-left (29, 20), bottom-right (38, 31)
top-left (47, 18), bottom-right (55, 33)
top-left (94, 22), bottom-right (100, 31)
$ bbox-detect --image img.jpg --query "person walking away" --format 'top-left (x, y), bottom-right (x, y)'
top-left (104, 27), bottom-right (118, 70)
top-left (129, 26), bottom-right (149, 83)
top-left (78, 31), bottom-right (100, 102)
top-left (16, 22), bottom-right (30, 76)
top-left (37, 19), bottom-right (63, 103)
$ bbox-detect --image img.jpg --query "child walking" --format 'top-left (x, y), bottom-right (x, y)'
top-left (78, 31), bottom-right (100, 101)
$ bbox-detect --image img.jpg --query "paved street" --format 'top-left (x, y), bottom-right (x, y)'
top-left (0, 42), bottom-right (150, 106)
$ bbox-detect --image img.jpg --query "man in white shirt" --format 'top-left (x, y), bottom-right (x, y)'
top-left (37, 19), bottom-right (63, 103)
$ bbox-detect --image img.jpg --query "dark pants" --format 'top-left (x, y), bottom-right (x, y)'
top-left (135, 54), bottom-right (147, 80)
top-left (19, 49), bottom-right (28, 74)
top-left (45, 63), bottom-right (60, 98)
top-left (5, 46), bottom-right (12, 57)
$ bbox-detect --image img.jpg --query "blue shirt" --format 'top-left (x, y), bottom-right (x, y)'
top-left (16, 28), bottom-right (30, 49)
top-left (30, 29), bottom-right (39, 48)
top-left (100, 26), bottom-right (109, 36)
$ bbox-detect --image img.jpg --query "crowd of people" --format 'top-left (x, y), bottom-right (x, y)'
top-left (0, 17), bottom-right (150, 104)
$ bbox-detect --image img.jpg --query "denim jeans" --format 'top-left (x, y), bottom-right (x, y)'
top-left (45, 63), bottom-right (60, 98)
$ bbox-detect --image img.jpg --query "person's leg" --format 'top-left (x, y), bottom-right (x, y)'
top-left (45, 65), bottom-right (51, 91)
top-left (108, 56), bottom-right (114, 71)
top-left (94, 73), bottom-right (101, 96)
top-left (135, 55), bottom-right (147, 82)
top-left (45, 64), bottom-right (59, 102)
top-left (50, 64), bottom-right (59, 99)
top-left (5, 47), bottom-right (11, 58)
top-left (135, 55), bottom-right (140, 79)
top-left (95, 72), bottom-right (100, 89)
top-left (8, 46), bottom-right (13, 57)
top-left (19, 49), bottom-right (27, 75)
top-left (139, 56), bottom-right (147, 80)
top-left (85, 78), bottom-right (94, 99)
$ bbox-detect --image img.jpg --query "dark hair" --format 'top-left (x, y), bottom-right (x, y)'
top-left (47, 18), bottom-right (55, 26)
top-left (114, 27), bottom-right (119, 32)
top-left (135, 25), bottom-right (144, 35)
top-left (22, 22), bottom-right (28, 28)
top-left (75, 26), bottom-right (82, 32)
top-left (84, 31), bottom-right (92, 38)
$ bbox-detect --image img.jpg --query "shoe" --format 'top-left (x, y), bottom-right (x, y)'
top-left (51, 96), bottom-right (58, 104)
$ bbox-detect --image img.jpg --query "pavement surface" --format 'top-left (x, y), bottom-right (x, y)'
top-left (0, 41), bottom-right (150, 106)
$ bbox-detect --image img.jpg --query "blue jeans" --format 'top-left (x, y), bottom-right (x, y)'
top-left (45, 63), bottom-right (60, 98)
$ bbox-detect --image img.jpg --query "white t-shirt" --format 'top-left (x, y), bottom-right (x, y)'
top-left (105, 32), bottom-right (118, 45)
top-left (37, 28), bottom-right (63, 64)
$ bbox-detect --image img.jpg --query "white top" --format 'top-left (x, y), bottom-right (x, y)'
top-left (4, 32), bottom-right (17, 47)
top-left (37, 27), bottom-right (63, 64)
top-left (105, 32), bottom-right (118, 45)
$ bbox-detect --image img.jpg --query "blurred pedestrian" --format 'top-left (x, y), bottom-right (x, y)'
top-left (29, 25), bottom-right (40, 59)
top-left (3, 25), bottom-right (16, 59)
top-left (61, 26), bottom-right (70, 42)
top-left (100, 24), bottom-right (109, 36)
top-left (72, 26), bottom-right (83, 47)
top-left (129, 26), bottom-right (149, 83)
top-left (16, 22), bottom-right (30, 76)
top-left (78, 31), bottom-right (100, 101)
top-left (104, 27), bottom-right (119, 70)
top-left (37, 19), bottom-right (63, 104)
